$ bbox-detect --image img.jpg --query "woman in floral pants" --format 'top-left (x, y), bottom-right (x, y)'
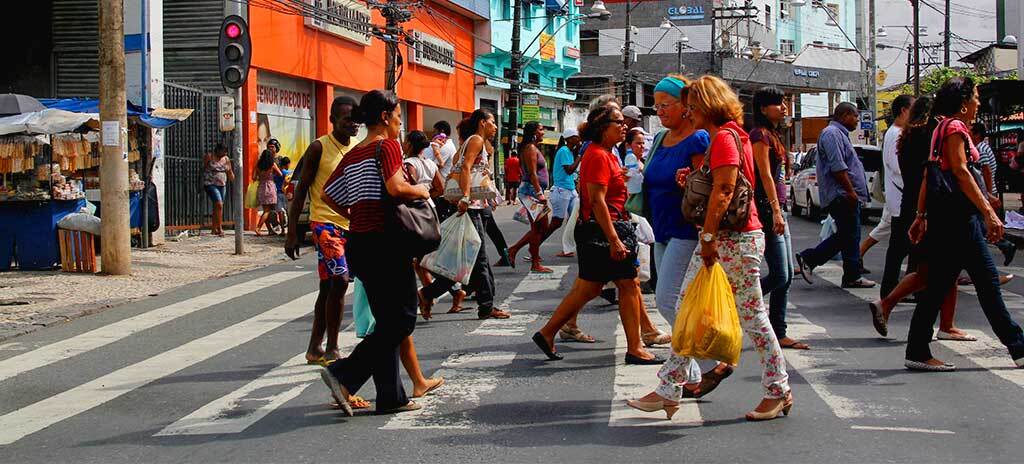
top-left (627, 75), bottom-right (792, 421)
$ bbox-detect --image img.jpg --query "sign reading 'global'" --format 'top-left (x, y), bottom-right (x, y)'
top-left (667, 5), bottom-right (705, 20)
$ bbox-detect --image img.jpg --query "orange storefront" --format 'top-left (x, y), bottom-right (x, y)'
top-left (242, 1), bottom-right (481, 226)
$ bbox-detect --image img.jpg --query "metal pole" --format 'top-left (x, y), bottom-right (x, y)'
top-left (906, 44), bottom-right (912, 85)
top-left (912, 0), bottom-right (921, 96)
top-left (868, 0), bottom-right (877, 145)
top-left (99, 0), bottom-right (131, 274)
top-left (230, 0), bottom-right (244, 255)
top-left (677, 41), bottom-right (683, 74)
top-left (710, 5), bottom-right (717, 74)
top-left (623, 0), bottom-right (632, 105)
top-left (507, 0), bottom-right (523, 154)
top-left (943, 0), bottom-right (951, 67)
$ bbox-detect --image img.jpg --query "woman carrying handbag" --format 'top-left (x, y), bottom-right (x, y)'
top-left (628, 75), bottom-right (792, 422)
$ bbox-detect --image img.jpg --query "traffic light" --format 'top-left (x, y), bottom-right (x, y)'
top-left (218, 15), bottom-right (251, 90)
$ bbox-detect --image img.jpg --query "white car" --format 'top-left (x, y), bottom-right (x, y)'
top-left (790, 144), bottom-right (883, 219)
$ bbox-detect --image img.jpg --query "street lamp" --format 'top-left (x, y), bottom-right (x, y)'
top-left (659, 17), bottom-right (690, 43)
top-left (591, 0), bottom-right (609, 16)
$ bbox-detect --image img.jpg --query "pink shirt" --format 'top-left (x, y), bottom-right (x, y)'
top-left (932, 118), bottom-right (979, 170)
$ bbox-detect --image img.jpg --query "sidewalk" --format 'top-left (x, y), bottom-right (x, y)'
top-left (0, 231), bottom-right (290, 342)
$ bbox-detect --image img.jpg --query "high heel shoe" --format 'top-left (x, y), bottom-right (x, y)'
top-left (626, 399), bottom-right (680, 420)
top-left (744, 395), bottom-right (793, 421)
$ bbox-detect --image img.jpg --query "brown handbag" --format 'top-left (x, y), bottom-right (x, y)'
top-left (681, 127), bottom-right (754, 230)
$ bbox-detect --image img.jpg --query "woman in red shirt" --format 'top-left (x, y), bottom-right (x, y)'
top-left (628, 75), bottom-right (793, 422)
top-left (531, 104), bottom-right (661, 365)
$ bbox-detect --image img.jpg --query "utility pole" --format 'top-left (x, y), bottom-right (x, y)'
top-left (384, 11), bottom-right (399, 91)
top-left (99, 0), bottom-right (131, 275)
top-left (912, 0), bottom-right (921, 96)
top-left (906, 43), bottom-right (913, 85)
top-left (623, 0), bottom-right (633, 105)
top-left (943, 0), bottom-right (951, 67)
top-left (867, 0), bottom-right (877, 145)
top-left (507, 0), bottom-right (523, 155)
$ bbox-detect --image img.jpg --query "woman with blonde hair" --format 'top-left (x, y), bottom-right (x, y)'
top-left (628, 75), bottom-right (792, 421)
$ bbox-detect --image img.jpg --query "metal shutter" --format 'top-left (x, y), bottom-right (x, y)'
top-left (163, 0), bottom-right (226, 93)
top-left (52, 0), bottom-right (99, 97)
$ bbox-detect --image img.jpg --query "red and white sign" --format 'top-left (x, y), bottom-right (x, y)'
top-left (256, 72), bottom-right (312, 120)
top-left (563, 46), bottom-right (580, 59)
top-left (574, 0), bottom-right (583, 6)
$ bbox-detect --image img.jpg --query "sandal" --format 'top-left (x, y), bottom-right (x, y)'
top-left (694, 365), bottom-right (734, 398)
top-left (330, 395), bottom-right (371, 410)
top-left (413, 377), bottom-right (445, 398)
top-left (447, 290), bottom-right (467, 314)
top-left (375, 401), bottom-right (422, 415)
top-left (559, 326), bottom-right (596, 343)
top-left (780, 340), bottom-right (810, 350)
top-left (479, 308), bottom-right (511, 320)
top-left (417, 290), bottom-right (433, 320)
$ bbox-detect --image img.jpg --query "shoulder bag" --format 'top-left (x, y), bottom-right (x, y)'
top-left (925, 118), bottom-right (985, 218)
top-left (374, 141), bottom-right (441, 257)
top-left (443, 135), bottom-right (496, 202)
top-left (680, 128), bottom-right (753, 230)
top-left (624, 129), bottom-right (669, 216)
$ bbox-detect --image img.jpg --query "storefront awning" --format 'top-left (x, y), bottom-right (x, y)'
top-left (0, 109), bottom-right (96, 136)
top-left (39, 98), bottom-right (193, 129)
top-left (482, 78), bottom-right (577, 101)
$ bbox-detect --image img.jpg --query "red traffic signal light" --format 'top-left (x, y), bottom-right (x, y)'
top-left (218, 15), bottom-right (251, 90)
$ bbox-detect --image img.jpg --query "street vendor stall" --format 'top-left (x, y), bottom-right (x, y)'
top-left (978, 80), bottom-right (1024, 196)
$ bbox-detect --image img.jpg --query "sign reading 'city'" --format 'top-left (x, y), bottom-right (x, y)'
top-left (409, 31), bottom-right (456, 74)
top-left (667, 5), bottom-right (705, 20)
top-left (302, 0), bottom-right (372, 46)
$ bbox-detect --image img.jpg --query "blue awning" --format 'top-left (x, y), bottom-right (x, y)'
top-left (39, 98), bottom-right (187, 129)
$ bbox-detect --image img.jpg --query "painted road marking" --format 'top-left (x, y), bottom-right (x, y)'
top-left (851, 425), bottom-right (954, 434)
top-left (608, 304), bottom-right (700, 427)
top-left (156, 326), bottom-right (360, 436)
top-left (0, 272), bottom-right (309, 384)
top-left (379, 351), bottom-right (516, 430)
top-left (938, 329), bottom-right (1024, 388)
top-left (469, 266), bottom-right (568, 336)
top-left (0, 292), bottom-right (317, 445)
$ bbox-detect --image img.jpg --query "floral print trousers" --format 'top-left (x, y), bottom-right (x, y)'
top-left (655, 230), bottom-right (791, 401)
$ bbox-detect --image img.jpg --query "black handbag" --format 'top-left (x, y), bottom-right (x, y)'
top-left (575, 206), bottom-right (638, 259)
top-left (373, 142), bottom-right (441, 257)
top-left (925, 119), bottom-right (984, 218)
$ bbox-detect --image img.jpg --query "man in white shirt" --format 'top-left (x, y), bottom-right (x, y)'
top-left (428, 120), bottom-right (458, 219)
top-left (878, 94), bottom-right (915, 298)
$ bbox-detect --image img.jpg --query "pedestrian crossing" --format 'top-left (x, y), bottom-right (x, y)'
top-left (5, 261), bottom-right (1024, 449)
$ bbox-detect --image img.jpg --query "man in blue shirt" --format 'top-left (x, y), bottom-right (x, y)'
top-left (549, 128), bottom-right (582, 257)
top-left (796, 102), bottom-right (875, 288)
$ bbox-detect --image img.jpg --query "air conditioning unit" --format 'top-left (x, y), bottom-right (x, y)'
top-left (780, 9), bottom-right (789, 18)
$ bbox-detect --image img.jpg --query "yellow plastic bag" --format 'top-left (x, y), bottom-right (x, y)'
top-left (671, 263), bottom-right (743, 365)
top-left (244, 181), bottom-right (258, 208)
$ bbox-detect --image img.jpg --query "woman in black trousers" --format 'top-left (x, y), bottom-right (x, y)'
top-left (318, 90), bottom-right (430, 414)
top-left (905, 77), bottom-right (1024, 371)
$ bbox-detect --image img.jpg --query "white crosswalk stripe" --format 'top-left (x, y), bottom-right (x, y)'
top-left (469, 266), bottom-right (568, 336)
top-left (0, 271), bottom-right (309, 384)
top-left (0, 292), bottom-right (317, 445)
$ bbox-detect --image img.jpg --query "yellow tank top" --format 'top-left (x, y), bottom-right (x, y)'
top-left (309, 133), bottom-right (352, 228)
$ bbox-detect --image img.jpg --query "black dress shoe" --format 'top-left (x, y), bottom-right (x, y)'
top-left (624, 353), bottom-right (665, 365)
top-left (532, 332), bottom-right (563, 360)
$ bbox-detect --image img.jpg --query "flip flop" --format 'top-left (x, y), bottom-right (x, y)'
top-left (306, 357), bottom-right (331, 367)
top-left (375, 401), bottom-right (422, 415)
top-left (447, 306), bottom-right (468, 314)
top-left (937, 330), bottom-right (978, 341)
top-left (413, 377), bottom-right (445, 398)
top-left (780, 340), bottom-right (810, 350)
top-left (330, 395), bottom-right (371, 410)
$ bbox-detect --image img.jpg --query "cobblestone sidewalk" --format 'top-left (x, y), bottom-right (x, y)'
top-left (0, 232), bottom-right (289, 341)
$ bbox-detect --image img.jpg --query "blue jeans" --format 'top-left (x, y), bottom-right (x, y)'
top-left (906, 213), bottom-right (1024, 362)
top-left (653, 238), bottom-right (698, 324)
top-left (800, 199), bottom-right (862, 283)
top-left (204, 184), bottom-right (226, 203)
top-left (761, 214), bottom-right (794, 339)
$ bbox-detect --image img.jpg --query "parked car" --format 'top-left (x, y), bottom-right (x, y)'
top-left (790, 144), bottom-right (883, 220)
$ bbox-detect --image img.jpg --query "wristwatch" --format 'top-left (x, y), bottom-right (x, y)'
top-left (701, 232), bottom-right (715, 243)
top-left (459, 196), bottom-right (471, 205)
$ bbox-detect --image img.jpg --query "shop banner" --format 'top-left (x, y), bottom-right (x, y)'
top-left (540, 33), bottom-right (556, 61)
top-left (256, 72), bottom-right (313, 163)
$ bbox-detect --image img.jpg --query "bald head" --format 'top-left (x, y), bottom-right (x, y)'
top-left (833, 102), bottom-right (859, 131)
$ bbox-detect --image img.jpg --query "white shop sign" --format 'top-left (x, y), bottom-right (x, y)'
top-left (409, 31), bottom-right (456, 74)
top-left (302, 0), bottom-right (372, 46)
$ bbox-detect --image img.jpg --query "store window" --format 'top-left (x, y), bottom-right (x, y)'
top-left (780, 39), bottom-right (795, 54)
top-left (581, 30), bottom-right (599, 56)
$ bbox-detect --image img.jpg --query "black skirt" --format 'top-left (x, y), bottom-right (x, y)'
top-left (574, 223), bottom-right (639, 283)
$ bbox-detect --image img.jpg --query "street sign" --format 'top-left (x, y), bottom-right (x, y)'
top-left (876, 69), bottom-right (887, 86)
top-left (859, 111), bottom-right (874, 131)
top-left (219, 96), bottom-right (236, 132)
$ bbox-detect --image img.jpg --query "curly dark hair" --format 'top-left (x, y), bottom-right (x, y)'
top-left (579, 104), bottom-right (620, 143)
top-left (256, 149), bottom-right (275, 171)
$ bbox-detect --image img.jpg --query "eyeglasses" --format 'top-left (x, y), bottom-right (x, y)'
top-left (609, 119), bottom-right (627, 126)
top-left (654, 101), bottom-right (681, 112)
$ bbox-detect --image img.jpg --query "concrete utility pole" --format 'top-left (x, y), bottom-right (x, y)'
top-left (507, 0), bottom-right (523, 155)
top-left (99, 0), bottom-right (131, 275)
top-left (912, 0), bottom-right (921, 96)
top-left (623, 0), bottom-right (633, 105)
top-left (943, 0), bottom-right (951, 67)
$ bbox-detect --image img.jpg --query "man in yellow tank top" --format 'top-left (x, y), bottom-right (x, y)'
top-left (286, 96), bottom-right (358, 365)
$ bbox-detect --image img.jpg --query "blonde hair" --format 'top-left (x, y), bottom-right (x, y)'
top-left (688, 75), bottom-right (743, 126)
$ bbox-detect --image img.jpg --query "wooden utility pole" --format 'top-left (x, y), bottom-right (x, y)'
top-left (98, 0), bottom-right (131, 274)
top-left (943, 0), bottom-right (951, 67)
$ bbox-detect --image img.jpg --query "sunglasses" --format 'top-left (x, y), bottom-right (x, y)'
top-left (608, 118), bottom-right (627, 126)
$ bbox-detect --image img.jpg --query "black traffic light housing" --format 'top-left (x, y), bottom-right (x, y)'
top-left (218, 15), bottom-right (251, 90)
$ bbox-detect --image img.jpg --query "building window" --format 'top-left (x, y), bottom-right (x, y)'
top-left (528, 73), bottom-right (540, 85)
top-left (501, 0), bottom-right (510, 20)
top-left (523, 3), bottom-right (532, 29)
top-left (555, 78), bottom-right (565, 90)
top-left (780, 39), bottom-right (795, 54)
top-left (779, 0), bottom-right (790, 19)
top-left (765, 5), bottom-right (771, 31)
top-left (546, 11), bottom-right (555, 34)
top-left (826, 3), bottom-right (840, 24)
top-left (581, 30), bottom-right (599, 56)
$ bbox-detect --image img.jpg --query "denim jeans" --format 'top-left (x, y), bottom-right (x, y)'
top-left (759, 206), bottom-right (793, 339)
top-left (653, 238), bottom-right (698, 324)
top-left (880, 214), bottom-right (914, 299)
top-left (800, 199), bottom-right (862, 283)
top-left (906, 214), bottom-right (1024, 362)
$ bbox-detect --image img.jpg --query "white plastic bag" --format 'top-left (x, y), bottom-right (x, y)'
top-left (562, 200), bottom-right (579, 254)
top-left (638, 244), bottom-right (652, 282)
top-left (420, 214), bottom-right (482, 285)
top-left (820, 215), bottom-right (841, 261)
top-left (633, 215), bottom-right (655, 245)
top-left (57, 212), bottom-right (101, 235)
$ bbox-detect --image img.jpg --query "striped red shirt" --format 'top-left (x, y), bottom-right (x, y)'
top-left (322, 139), bottom-right (403, 233)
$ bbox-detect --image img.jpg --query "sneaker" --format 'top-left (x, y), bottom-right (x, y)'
top-left (842, 278), bottom-right (876, 289)
top-left (794, 253), bottom-right (814, 284)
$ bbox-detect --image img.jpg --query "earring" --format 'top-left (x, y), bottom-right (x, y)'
top-left (961, 107), bottom-right (968, 114)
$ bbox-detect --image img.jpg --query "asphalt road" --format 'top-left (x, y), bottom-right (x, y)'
top-left (3, 207), bottom-right (1024, 463)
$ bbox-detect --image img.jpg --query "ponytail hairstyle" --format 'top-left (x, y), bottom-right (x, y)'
top-left (931, 76), bottom-right (976, 118)
top-left (751, 86), bottom-right (787, 161)
top-left (407, 130), bottom-right (431, 158)
top-left (520, 121), bottom-right (542, 148)
top-left (352, 90), bottom-right (399, 127)
top-left (579, 104), bottom-right (620, 143)
top-left (456, 108), bottom-right (494, 142)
